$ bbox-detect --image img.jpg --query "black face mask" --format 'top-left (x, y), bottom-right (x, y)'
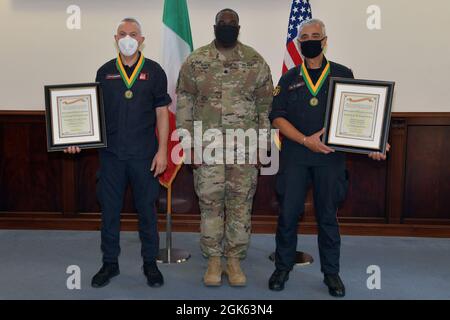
top-left (214, 25), bottom-right (239, 46)
top-left (300, 39), bottom-right (325, 58)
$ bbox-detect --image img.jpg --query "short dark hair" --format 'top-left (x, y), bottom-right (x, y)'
top-left (215, 8), bottom-right (239, 24)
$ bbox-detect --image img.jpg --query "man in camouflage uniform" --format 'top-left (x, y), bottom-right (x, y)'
top-left (176, 8), bottom-right (273, 287)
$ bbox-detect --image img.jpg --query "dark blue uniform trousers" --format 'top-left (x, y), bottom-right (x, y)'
top-left (275, 158), bottom-right (347, 275)
top-left (97, 152), bottom-right (160, 264)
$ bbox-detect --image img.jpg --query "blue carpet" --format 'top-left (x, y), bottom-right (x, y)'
top-left (0, 230), bottom-right (449, 300)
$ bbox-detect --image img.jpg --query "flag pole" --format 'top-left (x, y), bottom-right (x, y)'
top-left (166, 184), bottom-right (172, 263)
top-left (157, 183), bottom-right (191, 264)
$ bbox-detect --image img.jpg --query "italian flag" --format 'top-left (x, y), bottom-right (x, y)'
top-left (159, 0), bottom-right (193, 188)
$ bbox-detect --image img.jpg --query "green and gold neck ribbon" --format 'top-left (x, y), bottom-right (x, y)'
top-left (301, 61), bottom-right (331, 97)
top-left (116, 53), bottom-right (145, 89)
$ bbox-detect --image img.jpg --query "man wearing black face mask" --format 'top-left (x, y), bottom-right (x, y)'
top-left (268, 19), bottom-right (390, 297)
top-left (176, 9), bottom-right (273, 287)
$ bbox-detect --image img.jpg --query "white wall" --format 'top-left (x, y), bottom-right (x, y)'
top-left (0, 0), bottom-right (449, 112)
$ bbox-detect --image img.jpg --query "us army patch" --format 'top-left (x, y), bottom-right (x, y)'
top-left (273, 86), bottom-right (281, 97)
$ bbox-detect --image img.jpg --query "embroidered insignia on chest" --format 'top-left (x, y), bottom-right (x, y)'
top-left (139, 72), bottom-right (149, 80)
top-left (273, 86), bottom-right (281, 97)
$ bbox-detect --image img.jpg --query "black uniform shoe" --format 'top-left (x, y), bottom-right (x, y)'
top-left (324, 274), bottom-right (346, 298)
top-left (268, 269), bottom-right (290, 291)
top-left (91, 263), bottom-right (120, 288)
top-left (143, 262), bottom-right (164, 287)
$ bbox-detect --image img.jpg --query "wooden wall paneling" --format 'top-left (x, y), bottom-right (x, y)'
top-left (76, 149), bottom-right (100, 213)
top-left (386, 117), bottom-right (408, 224)
top-left (252, 174), bottom-right (279, 216)
top-left (2, 111), bottom-right (450, 237)
top-left (0, 121), bottom-right (4, 210)
top-left (404, 125), bottom-right (450, 219)
top-left (159, 165), bottom-right (200, 215)
top-left (0, 113), bottom-right (62, 212)
top-left (62, 156), bottom-right (77, 214)
top-left (340, 154), bottom-right (387, 219)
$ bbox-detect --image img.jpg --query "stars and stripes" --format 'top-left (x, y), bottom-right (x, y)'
top-left (275, 0), bottom-right (313, 150)
top-left (282, 0), bottom-right (312, 74)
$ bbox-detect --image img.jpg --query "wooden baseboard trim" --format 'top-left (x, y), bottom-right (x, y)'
top-left (1, 212), bottom-right (450, 238)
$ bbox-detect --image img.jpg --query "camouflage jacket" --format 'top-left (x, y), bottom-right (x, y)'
top-left (176, 41), bottom-right (273, 148)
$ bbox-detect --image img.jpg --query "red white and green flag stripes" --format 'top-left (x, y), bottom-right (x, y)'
top-left (159, 0), bottom-right (193, 187)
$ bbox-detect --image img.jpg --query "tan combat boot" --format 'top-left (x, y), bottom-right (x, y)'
top-left (225, 257), bottom-right (246, 287)
top-left (203, 256), bottom-right (223, 286)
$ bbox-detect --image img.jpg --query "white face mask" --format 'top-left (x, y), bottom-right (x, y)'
top-left (118, 35), bottom-right (139, 56)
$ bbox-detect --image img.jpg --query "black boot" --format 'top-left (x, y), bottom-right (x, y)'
top-left (324, 274), bottom-right (346, 297)
top-left (91, 263), bottom-right (120, 288)
top-left (268, 269), bottom-right (290, 291)
top-left (143, 262), bottom-right (164, 287)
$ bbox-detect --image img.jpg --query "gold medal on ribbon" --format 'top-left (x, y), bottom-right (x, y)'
top-left (116, 53), bottom-right (145, 100)
top-left (124, 90), bottom-right (133, 99)
top-left (310, 97), bottom-right (319, 107)
top-left (301, 61), bottom-right (330, 107)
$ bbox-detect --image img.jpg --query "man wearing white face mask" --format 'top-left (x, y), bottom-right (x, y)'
top-left (65, 17), bottom-right (171, 288)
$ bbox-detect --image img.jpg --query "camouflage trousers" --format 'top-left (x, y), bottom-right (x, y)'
top-left (193, 164), bottom-right (258, 259)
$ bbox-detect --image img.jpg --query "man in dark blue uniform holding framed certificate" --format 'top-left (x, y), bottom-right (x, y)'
top-left (65, 17), bottom-right (171, 288)
top-left (268, 19), bottom-right (390, 297)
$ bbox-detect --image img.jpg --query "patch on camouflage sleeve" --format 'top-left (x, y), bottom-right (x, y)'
top-left (273, 86), bottom-right (281, 97)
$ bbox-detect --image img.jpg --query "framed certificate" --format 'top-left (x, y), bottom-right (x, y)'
top-left (323, 77), bottom-right (395, 154)
top-left (44, 83), bottom-right (107, 152)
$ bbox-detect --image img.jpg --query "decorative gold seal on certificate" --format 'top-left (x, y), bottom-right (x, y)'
top-left (124, 90), bottom-right (133, 99)
top-left (310, 97), bottom-right (319, 107)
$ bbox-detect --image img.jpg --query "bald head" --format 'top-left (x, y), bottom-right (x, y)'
top-left (215, 8), bottom-right (239, 25)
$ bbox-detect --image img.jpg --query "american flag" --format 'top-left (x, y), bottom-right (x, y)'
top-left (282, 0), bottom-right (313, 74)
top-left (274, 0), bottom-right (312, 149)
